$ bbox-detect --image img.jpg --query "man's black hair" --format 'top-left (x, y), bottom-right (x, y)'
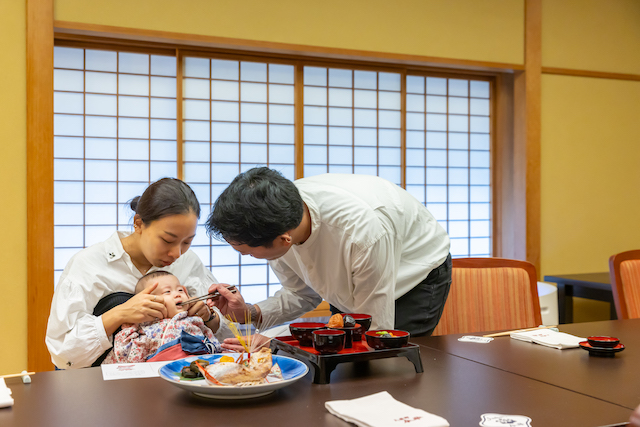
top-left (206, 167), bottom-right (304, 247)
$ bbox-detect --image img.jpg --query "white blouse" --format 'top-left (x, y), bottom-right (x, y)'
top-left (46, 231), bottom-right (229, 369)
top-left (259, 174), bottom-right (451, 330)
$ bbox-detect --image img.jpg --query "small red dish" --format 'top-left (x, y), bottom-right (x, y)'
top-left (587, 336), bottom-right (620, 348)
top-left (343, 314), bottom-right (372, 341)
top-left (579, 341), bottom-right (625, 357)
top-left (312, 329), bottom-right (346, 354)
top-left (365, 330), bottom-right (410, 350)
top-left (289, 322), bottom-right (326, 347)
top-left (343, 313), bottom-right (372, 331)
top-left (327, 324), bottom-right (361, 348)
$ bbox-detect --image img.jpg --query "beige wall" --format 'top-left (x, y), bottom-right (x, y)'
top-left (55, 0), bottom-right (525, 65)
top-left (542, 0), bottom-right (640, 74)
top-left (2, 0), bottom-right (638, 371)
top-left (0, 0), bottom-right (28, 375)
top-left (540, 0), bottom-right (640, 321)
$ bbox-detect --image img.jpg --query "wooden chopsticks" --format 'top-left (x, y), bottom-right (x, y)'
top-left (1, 372), bottom-right (35, 379)
top-left (176, 286), bottom-right (237, 307)
top-left (483, 325), bottom-right (558, 338)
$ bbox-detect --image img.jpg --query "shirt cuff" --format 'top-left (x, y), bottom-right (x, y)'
top-left (94, 315), bottom-right (113, 347)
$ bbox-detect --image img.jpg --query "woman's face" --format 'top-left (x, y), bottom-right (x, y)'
top-left (136, 213), bottom-right (198, 268)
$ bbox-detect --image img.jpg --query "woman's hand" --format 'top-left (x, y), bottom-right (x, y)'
top-left (221, 334), bottom-right (270, 352)
top-left (207, 283), bottom-right (249, 322)
top-left (630, 404), bottom-right (640, 427)
top-left (101, 282), bottom-right (168, 336)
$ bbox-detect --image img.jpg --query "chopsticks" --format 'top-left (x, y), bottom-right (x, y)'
top-left (482, 325), bottom-right (558, 338)
top-left (1, 372), bottom-right (34, 379)
top-left (176, 286), bottom-right (237, 307)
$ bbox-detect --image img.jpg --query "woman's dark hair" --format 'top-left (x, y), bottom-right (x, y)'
top-left (130, 178), bottom-right (200, 224)
top-left (206, 167), bottom-right (303, 247)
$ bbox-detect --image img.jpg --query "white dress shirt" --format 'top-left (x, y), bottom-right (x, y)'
top-left (46, 231), bottom-right (229, 369)
top-left (259, 174), bottom-right (450, 330)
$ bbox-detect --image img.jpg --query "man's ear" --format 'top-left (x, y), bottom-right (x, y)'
top-left (279, 233), bottom-right (293, 246)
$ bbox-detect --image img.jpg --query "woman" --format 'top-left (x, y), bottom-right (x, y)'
top-left (46, 178), bottom-right (227, 369)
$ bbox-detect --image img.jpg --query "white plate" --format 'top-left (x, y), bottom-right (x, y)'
top-left (158, 353), bottom-right (309, 399)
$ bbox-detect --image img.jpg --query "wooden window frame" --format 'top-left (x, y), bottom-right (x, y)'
top-left (28, 4), bottom-right (541, 371)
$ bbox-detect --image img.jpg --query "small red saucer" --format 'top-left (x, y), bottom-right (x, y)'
top-left (579, 341), bottom-right (625, 357)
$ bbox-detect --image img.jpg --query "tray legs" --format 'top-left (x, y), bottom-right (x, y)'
top-left (403, 349), bottom-right (424, 373)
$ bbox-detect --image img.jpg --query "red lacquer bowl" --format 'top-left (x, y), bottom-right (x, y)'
top-left (365, 330), bottom-right (410, 350)
top-left (587, 336), bottom-right (620, 348)
top-left (312, 329), bottom-right (345, 354)
top-left (289, 322), bottom-right (326, 347)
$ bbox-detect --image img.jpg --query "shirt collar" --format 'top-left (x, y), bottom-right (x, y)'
top-left (104, 231), bottom-right (130, 263)
top-left (298, 192), bottom-right (320, 248)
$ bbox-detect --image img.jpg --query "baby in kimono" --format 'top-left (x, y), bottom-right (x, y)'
top-left (103, 271), bottom-right (222, 364)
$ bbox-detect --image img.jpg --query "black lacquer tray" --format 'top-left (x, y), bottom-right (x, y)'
top-left (270, 335), bottom-right (423, 384)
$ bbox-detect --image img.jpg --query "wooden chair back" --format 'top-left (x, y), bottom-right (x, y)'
top-left (432, 257), bottom-right (542, 336)
top-left (609, 249), bottom-right (640, 319)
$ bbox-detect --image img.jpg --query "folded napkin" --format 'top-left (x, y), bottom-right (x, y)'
top-left (325, 391), bottom-right (449, 427)
top-left (510, 329), bottom-right (585, 349)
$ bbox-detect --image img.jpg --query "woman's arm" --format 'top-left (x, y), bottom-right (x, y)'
top-left (46, 280), bottom-right (167, 369)
top-left (101, 282), bottom-right (167, 336)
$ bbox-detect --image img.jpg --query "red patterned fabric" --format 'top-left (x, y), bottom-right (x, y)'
top-left (620, 260), bottom-right (640, 318)
top-left (432, 267), bottom-right (539, 336)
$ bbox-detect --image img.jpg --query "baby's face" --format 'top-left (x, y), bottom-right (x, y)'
top-left (150, 275), bottom-right (190, 318)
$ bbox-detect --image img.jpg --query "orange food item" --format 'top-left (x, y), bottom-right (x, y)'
top-left (326, 313), bottom-right (344, 328)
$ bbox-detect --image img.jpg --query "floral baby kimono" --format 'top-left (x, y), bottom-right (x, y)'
top-left (103, 311), bottom-right (222, 364)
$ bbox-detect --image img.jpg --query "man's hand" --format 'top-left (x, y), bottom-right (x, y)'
top-left (207, 283), bottom-right (249, 322)
top-left (221, 334), bottom-right (270, 352)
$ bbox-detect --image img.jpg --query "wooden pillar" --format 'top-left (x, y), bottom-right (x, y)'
top-left (27, 0), bottom-right (55, 371)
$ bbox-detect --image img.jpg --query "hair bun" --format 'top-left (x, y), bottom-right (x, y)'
top-left (129, 196), bottom-right (141, 213)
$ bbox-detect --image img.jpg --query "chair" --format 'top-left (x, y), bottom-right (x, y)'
top-left (432, 258), bottom-right (542, 336)
top-left (608, 249), bottom-right (640, 319)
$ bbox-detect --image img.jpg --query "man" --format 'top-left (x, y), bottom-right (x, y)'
top-left (206, 167), bottom-right (451, 337)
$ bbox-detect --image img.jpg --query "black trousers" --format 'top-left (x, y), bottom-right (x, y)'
top-left (331, 253), bottom-right (452, 337)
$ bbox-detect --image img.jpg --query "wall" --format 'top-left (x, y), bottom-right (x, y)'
top-left (0, 0), bottom-right (28, 375)
top-left (540, 0), bottom-right (640, 321)
top-left (54, 0), bottom-right (525, 65)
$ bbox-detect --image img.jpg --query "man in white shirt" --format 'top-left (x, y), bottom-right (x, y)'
top-left (206, 167), bottom-right (451, 336)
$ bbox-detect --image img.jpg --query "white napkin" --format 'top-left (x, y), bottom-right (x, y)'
top-left (259, 324), bottom-right (290, 339)
top-left (510, 329), bottom-right (585, 349)
top-left (325, 391), bottom-right (449, 427)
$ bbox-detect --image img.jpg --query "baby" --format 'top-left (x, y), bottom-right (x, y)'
top-left (103, 271), bottom-right (222, 364)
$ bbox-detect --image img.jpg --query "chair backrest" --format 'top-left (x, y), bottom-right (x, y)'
top-left (432, 257), bottom-right (542, 336)
top-left (609, 249), bottom-right (640, 320)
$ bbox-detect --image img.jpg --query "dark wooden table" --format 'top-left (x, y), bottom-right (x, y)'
top-left (543, 272), bottom-right (616, 323)
top-left (1, 341), bottom-right (633, 427)
top-left (416, 319), bottom-right (640, 412)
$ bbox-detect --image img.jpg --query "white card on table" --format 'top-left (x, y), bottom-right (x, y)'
top-left (458, 336), bottom-right (494, 344)
top-left (101, 362), bottom-right (167, 381)
top-left (480, 413), bottom-right (532, 427)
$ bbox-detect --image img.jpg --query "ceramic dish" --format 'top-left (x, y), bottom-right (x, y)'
top-left (579, 341), bottom-right (625, 357)
top-left (158, 353), bottom-right (309, 399)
